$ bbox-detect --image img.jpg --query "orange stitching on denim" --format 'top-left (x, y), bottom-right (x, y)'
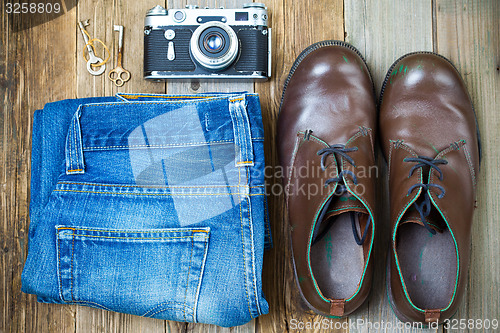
top-left (68, 117), bottom-right (76, 172)
top-left (81, 94), bottom-right (257, 109)
top-left (69, 117), bottom-right (75, 171)
top-left (230, 97), bottom-right (245, 102)
top-left (58, 227), bottom-right (208, 234)
top-left (247, 192), bottom-right (259, 315)
top-left (57, 182), bottom-right (262, 189)
top-left (119, 94), bottom-right (212, 100)
top-left (239, 166), bottom-right (253, 317)
top-left (73, 117), bottom-right (78, 172)
top-left (246, 166), bottom-right (260, 316)
top-left (56, 231), bottom-right (64, 302)
top-left (83, 98), bottom-right (228, 108)
top-left (70, 232), bottom-right (75, 301)
top-left (190, 229), bottom-right (209, 233)
top-left (83, 139), bottom-right (234, 150)
top-left (118, 93), bottom-right (256, 99)
top-left (67, 169), bottom-right (83, 173)
top-left (68, 121), bottom-right (73, 172)
top-left (54, 189), bottom-right (264, 196)
top-left (184, 236), bottom-right (194, 322)
top-left (68, 233), bottom-right (198, 240)
top-left (237, 161), bottom-right (253, 164)
top-left (82, 139), bottom-right (263, 151)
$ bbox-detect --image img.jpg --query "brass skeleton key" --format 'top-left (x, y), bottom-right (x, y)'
top-left (109, 25), bottom-right (131, 86)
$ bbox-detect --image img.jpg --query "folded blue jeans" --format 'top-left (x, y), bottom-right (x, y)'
top-left (21, 92), bottom-right (271, 327)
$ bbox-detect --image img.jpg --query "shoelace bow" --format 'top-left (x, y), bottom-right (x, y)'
top-left (404, 156), bottom-right (448, 235)
top-left (316, 144), bottom-right (371, 245)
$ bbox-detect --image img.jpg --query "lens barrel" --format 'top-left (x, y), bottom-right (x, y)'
top-left (190, 22), bottom-right (239, 70)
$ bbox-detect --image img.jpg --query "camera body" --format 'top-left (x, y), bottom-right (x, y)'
top-left (144, 3), bottom-right (271, 80)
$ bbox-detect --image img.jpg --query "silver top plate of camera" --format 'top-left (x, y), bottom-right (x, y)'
top-left (145, 4), bottom-right (268, 28)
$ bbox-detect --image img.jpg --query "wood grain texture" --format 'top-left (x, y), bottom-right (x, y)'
top-left (1, 0), bottom-right (499, 332)
top-left (252, 3), bottom-right (286, 333)
top-left (1, 2), bottom-right (78, 333)
top-left (344, 0), bottom-right (434, 95)
top-left (109, 0), bottom-right (166, 94)
top-left (76, 0), bottom-right (164, 98)
top-left (435, 1), bottom-right (500, 331)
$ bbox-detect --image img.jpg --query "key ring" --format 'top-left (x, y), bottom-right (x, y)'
top-left (108, 67), bottom-right (131, 87)
top-left (81, 31), bottom-right (110, 68)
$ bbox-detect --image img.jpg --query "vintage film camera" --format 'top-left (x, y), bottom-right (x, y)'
top-left (144, 3), bottom-right (271, 79)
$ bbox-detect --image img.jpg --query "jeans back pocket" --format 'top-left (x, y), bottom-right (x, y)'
top-left (56, 225), bottom-right (210, 322)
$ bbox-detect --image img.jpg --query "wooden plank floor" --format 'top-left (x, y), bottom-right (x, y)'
top-left (1, 0), bottom-right (498, 332)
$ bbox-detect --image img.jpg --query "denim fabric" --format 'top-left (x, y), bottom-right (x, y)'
top-left (21, 92), bottom-right (271, 327)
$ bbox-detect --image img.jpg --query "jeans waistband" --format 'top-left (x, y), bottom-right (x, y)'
top-left (65, 92), bottom-right (262, 175)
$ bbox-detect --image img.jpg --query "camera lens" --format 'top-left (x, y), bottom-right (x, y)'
top-left (190, 22), bottom-right (238, 70)
top-left (204, 33), bottom-right (224, 52)
top-left (198, 27), bottom-right (230, 57)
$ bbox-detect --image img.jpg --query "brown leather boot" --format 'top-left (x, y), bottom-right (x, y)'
top-left (277, 41), bottom-right (377, 317)
top-left (379, 52), bottom-right (481, 324)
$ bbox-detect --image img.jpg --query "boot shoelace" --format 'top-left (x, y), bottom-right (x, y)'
top-left (404, 156), bottom-right (448, 235)
top-left (315, 144), bottom-right (371, 245)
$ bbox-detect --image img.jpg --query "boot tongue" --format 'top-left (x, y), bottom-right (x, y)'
top-left (322, 193), bottom-right (368, 220)
top-left (400, 198), bottom-right (444, 233)
top-left (312, 193), bottom-right (368, 243)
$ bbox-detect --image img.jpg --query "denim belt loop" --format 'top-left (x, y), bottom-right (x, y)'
top-left (229, 94), bottom-right (255, 168)
top-left (65, 106), bottom-right (85, 175)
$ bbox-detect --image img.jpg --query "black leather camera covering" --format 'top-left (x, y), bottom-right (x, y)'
top-left (144, 26), bottom-right (269, 76)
